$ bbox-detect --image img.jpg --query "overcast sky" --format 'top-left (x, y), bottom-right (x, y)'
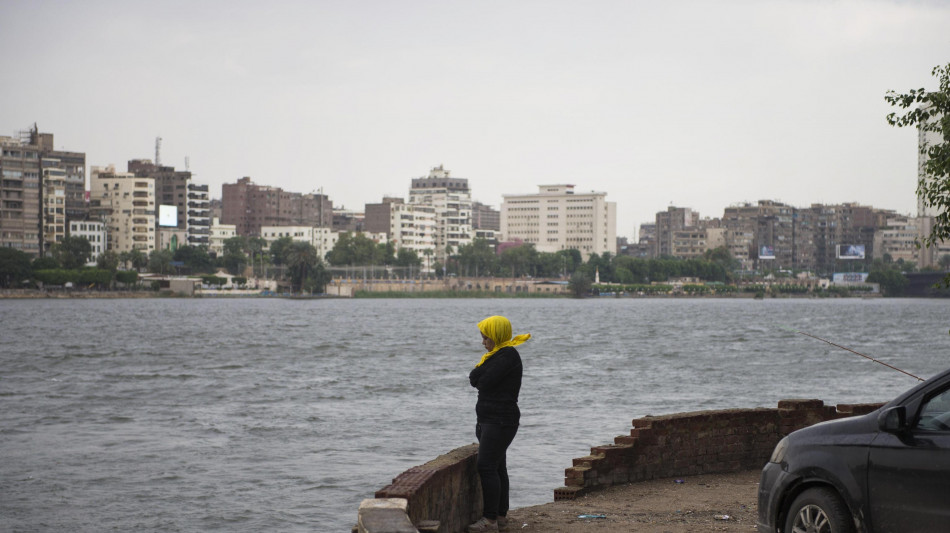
top-left (1, 0), bottom-right (948, 239)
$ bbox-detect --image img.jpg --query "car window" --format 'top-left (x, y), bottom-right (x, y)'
top-left (916, 387), bottom-right (950, 432)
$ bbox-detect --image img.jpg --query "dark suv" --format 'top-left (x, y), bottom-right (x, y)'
top-left (757, 366), bottom-right (950, 533)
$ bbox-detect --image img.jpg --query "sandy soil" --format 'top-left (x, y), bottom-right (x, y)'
top-left (505, 469), bottom-right (762, 533)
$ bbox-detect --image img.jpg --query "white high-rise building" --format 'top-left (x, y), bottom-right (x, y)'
top-left (89, 165), bottom-right (156, 254)
top-left (408, 165), bottom-right (473, 261)
top-left (501, 184), bottom-right (616, 260)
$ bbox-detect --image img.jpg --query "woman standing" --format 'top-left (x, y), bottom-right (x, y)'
top-left (466, 316), bottom-right (530, 533)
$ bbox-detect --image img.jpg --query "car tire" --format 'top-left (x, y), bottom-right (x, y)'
top-left (783, 487), bottom-right (854, 533)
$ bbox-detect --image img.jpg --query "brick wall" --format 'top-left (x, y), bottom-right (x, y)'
top-left (368, 444), bottom-right (482, 533)
top-left (554, 399), bottom-right (883, 500)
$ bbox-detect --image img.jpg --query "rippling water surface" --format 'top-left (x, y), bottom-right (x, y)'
top-left (2, 297), bottom-right (949, 531)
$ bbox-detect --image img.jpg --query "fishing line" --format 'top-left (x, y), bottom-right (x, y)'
top-left (790, 329), bottom-right (924, 382)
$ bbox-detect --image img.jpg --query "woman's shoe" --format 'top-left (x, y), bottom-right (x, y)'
top-left (497, 515), bottom-right (509, 531)
top-left (466, 516), bottom-right (499, 532)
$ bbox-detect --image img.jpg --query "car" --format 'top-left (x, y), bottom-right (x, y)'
top-left (757, 365), bottom-right (950, 533)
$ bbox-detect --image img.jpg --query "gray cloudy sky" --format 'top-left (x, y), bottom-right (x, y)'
top-left (1, 0), bottom-right (948, 239)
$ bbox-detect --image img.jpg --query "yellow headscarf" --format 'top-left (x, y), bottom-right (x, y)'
top-left (476, 315), bottom-right (530, 367)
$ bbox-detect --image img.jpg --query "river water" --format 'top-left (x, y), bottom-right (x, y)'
top-left (2, 297), bottom-right (949, 531)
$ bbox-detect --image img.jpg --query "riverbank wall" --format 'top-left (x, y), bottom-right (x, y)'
top-left (355, 398), bottom-right (882, 533)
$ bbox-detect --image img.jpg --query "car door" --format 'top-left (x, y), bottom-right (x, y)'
top-left (867, 385), bottom-right (950, 532)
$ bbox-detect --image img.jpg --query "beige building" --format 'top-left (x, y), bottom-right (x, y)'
top-left (501, 184), bottom-right (617, 260)
top-left (209, 217), bottom-right (237, 257)
top-left (89, 165), bottom-right (156, 254)
top-left (874, 215), bottom-right (922, 264)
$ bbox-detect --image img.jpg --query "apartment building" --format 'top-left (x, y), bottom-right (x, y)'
top-left (655, 207), bottom-right (699, 257)
top-left (260, 225), bottom-right (388, 263)
top-left (874, 215), bottom-right (923, 263)
top-left (68, 220), bottom-right (106, 264)
top-left (365, 197), bottom-right (437, 256)
top-left (0, 127), bottom-right (85, 257)
top-left (41, 166), bottom-right (67, 254)
top-left (408, 166), bottom-right (473, 260)
top-left (472, 201), bottom-right (500, 231)
top-left (89, 165), bottom-right (156, 254)
top-left (260, 225), bottom-right (341, 262)
top-left (807, 203), bottom-right (879, 273)
top-left (128, 160), bottom-right (211, 247)
top-left (221, 177), bottom-right (332, 237)
top-left (501, 184), bottom-right (616, 260)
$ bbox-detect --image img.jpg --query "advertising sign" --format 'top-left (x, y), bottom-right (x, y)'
top-left (837, 244), bottom-right (866, 260)
top-left (833, 272), bottom-right (869, 283)
top-left (158, 205), bottom-right (178, 227)
top-left (758, 245), bottom-right (775, 259)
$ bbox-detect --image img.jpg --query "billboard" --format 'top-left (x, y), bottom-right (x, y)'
top-left (158, 205), bottom-right (178, 227)
top-left (833, 272), bottom-right (869, 283)
top-left (758, 245), bottom-right (775, 259)
top-left (837, 244), bottom-right (866, 260)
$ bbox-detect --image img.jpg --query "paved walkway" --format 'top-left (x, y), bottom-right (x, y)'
top-left (506, 469), bottom-right (762, 532)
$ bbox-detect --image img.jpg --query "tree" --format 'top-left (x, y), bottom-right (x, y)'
top-left (867, 266), bottom-right (908, 297)
top-left (124, 248), bottom-right (147, 272)
top-left (0, 248), bottom-right (33, 288)
top-left (284, 241), bottom-right (328, 293)
top-left (456, 239), bottom-right (497, 276)
top-left (499, 244), bottom-right (539, 277)
top-left (221, 236), bottom-right (248, 275)
top-left (326, 233), bottom-right (380, 266)
top-left (568, 271), bottom-right (592, 298)
top-left (174, 245), bottom-right (214, 274)
top-left (394, 247), bottom-right (422, 268)
top-left (51, 236), bottom-right (92, 270)
top-left (269, 236), bottom-right (294, 266)
top-left (148, 249), bottom-right (174, 274)
top-left (246, 236), bottom-right (268, 277)
top-left (97, 250), bottom-right (120, 273)
top-left (32, 256), bottom-right (59, 270)
top-left (115, 270), bottom-right (138, 286)
top-left (886, 63), bottom-right (950, 286)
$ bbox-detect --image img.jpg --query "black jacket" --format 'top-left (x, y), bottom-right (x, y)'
top-left (469, 346), bottom-right (523, 426)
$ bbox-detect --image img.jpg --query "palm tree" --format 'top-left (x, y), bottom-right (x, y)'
top-left (284, 242), bottom-right (318, 293)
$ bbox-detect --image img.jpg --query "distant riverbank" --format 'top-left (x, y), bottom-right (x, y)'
top-left (0, 288), bottom-right (886, 299)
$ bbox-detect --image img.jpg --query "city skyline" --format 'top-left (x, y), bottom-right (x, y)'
top-left (2, 1), bottom-right (949, 238)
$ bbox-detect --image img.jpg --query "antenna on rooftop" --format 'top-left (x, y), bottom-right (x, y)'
top-left (185, 156), bottom-right (190, 171)
top-left (155, 136), bottom-right (162, 165)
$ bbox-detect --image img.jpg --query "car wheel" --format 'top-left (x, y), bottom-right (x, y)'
top-left (784, 487), bottom-right (854, 533)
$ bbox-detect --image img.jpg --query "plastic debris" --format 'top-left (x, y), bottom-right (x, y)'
top-left (674, 479), bottom-right (685, 484)
top-left (577, 514), bottom-right (607, 519)
top-left (714, 514), bottom-right (731, 520)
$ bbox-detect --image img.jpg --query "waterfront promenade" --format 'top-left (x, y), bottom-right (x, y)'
top-left (507, 469), bottom-right (760, 532)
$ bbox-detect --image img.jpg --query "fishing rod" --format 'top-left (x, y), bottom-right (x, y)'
top-left (796, 330), bottom-right (924, 382)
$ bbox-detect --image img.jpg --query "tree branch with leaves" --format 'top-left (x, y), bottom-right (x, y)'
top-left (886, 63), bottom-right (950, 285)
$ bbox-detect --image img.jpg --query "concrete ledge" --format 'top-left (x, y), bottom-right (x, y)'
top-left (357, 499), bottom-right (417, 533)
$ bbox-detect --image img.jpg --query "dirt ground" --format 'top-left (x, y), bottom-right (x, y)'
top-left (506, 469), bottom-right (762, 533)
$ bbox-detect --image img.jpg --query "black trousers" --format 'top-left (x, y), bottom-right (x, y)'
top-left (475, 422), bottom-right (519, 520)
